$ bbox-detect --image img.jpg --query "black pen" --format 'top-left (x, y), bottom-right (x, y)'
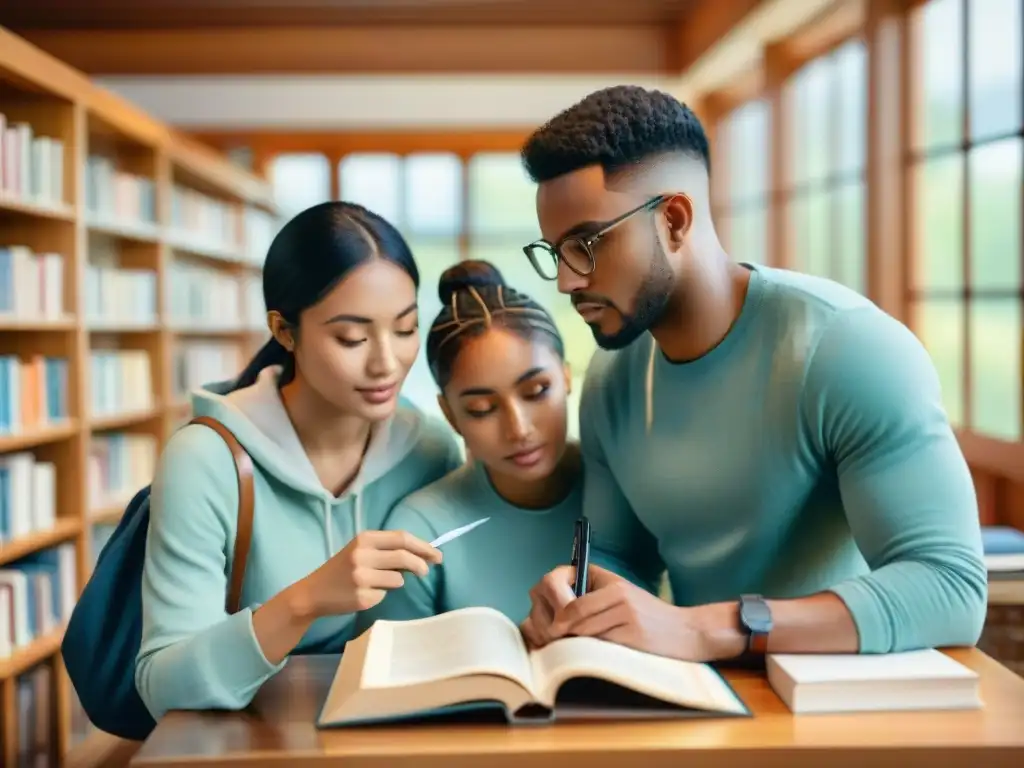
top-left (571, 516), bottom-right (591, 597)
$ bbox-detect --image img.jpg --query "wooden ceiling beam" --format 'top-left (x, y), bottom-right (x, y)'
top-left (675, 0), bottom-right (767, 73)
top-left (16, 25), bottom-right (672, 76)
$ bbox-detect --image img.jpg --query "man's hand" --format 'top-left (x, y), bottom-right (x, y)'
top-left (521, 564), bottom-right (745, 662)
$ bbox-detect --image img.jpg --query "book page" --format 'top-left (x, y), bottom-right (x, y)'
top-left (531, 636), bottom-right (746, 714)
top-left (360, 607), bottom-right (535, 694)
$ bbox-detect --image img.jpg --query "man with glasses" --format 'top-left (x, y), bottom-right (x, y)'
top-left (518, 85), bottom-right (986, 663)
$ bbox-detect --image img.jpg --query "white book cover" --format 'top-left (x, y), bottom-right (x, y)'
top-left (0, 571), bottom-right (30, 648)
top-left (3, 452), bottom-right (35, 538)
top-left (767, 649), bottom-right (981, 715)
top-left (30, 461), bottom-right (56, 531)
top-left (0, 589), bottom-right (10, 659)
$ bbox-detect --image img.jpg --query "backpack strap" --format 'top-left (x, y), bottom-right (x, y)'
top-left (189, 416), bottom-right (255, 615)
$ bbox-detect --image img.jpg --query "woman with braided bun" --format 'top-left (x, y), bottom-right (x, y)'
top-left (353, 259), bottom-right (584, 628)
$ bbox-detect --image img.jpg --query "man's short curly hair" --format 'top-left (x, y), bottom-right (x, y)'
top-left (521, 85), bottom-right (710, 184)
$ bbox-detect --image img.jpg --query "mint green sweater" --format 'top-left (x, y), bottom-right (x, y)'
top-left (581, 264), bottom-right (987, 653)
top-left (134, 367), bottom-right (463, 720)
top-left (354, 458), bottom-right (583, 630)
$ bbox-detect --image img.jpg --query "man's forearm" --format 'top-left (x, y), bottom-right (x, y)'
top-left (693, 592), bottom-right (860, 659)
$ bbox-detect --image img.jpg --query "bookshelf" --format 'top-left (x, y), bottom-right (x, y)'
top-left (0, 26), bottom-right (276, 765)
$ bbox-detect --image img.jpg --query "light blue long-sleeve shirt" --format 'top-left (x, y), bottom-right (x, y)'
top-left (580, 264), bottom-right (987, 653)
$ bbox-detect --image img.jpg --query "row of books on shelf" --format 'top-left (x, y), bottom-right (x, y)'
top-left (0, 343), bottom-right (251, 436)
top-left (85, 155), bottom-right (157, 233)
top-left (170, 184), bottom-right (243, 257)
top-left (90, 350), bottom-right (153, 417)
top-left (0, 245), bottom-right (66, 321)
top-left (88, 432), bottom-right (157, 513)
top-left (0, 113), bottom-right (65, 210)
top-left (173, 342), bottom-right (245, 401)
top-left (0, 429), bottom-right (155, 545)
top-left (0, 451), bottom-right (56, 544)
top-left (0, 355), bottom-right (69, 436)
top-left (84, 265), bottom-right (158, 328)
top-left (168, 264), bottom-right (264, 330)
top-left (12, 662), bottom-right (56, 765)
top-left (0, 542), bottom-right (76, 658)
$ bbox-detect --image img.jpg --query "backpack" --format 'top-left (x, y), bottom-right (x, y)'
top-left (62, 416), bottom-right (256, 741)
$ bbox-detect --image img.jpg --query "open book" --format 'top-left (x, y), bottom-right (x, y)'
top-left (318, 606), bottom-right (749, 727)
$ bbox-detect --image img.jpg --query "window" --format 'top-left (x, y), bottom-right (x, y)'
top-left (332, 150), bottom-right (594, 436)
top-left (268, 153), bottom-right (331, 220)
top-left (909, 0), bottom-right (1022, 441)
top-left (713, 100), bottom-right (771, 265)
top-left (338, 153), bottom-right (463, 419)
top-left (785, 39), bottom-right (868, 292)
top-left (466, 152), bottom-right (593, 439)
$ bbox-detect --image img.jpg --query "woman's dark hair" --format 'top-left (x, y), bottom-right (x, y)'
top-left (234, 201), bottom-right (419, 389)
top-left (426, 259), bottom-right (564, 389)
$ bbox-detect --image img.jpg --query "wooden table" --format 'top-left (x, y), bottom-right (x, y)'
top-left (131, 649), bottom-right (1024, 768)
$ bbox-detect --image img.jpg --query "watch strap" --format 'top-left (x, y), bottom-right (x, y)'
top-left (739, 593), bottom-right (771, 655)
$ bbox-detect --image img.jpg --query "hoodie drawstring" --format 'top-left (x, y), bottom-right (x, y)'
top-left (323, 499), bottom-right (333, 558)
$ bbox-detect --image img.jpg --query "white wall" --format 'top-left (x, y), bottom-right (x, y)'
top-left (97, 74), bottom-right (673, 129)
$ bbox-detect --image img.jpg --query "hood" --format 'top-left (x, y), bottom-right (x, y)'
top-left (190, 366), bottom-right (426, 510)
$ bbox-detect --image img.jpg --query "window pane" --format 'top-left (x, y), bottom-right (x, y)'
top-left (788, 196), bottom-right (808, 273)
top-left (715, 210), bottom-right (732, 251)
top-left (468, 152), bottom-right (538, 236)
top-left (400, 238), bottom-right (460, 420)
top-left (914, 0), bottom-right (963, 150)
top-left (969, 139), bottom-right (1022, 290)
top-left (835, 40), bottom-right (867, 175)
top-left (914, 155), bottom-right (963, 291)
top-left (805, 190), bottom-right (831, 278)
top-left (269, 153), bottom-right (330, 220)
top-left (728, 100), bottom-right (769, 203)
top-left (835, 180), bottom-right (865, 293)
top-left (404, 153), bottom-right (463, 236)
top-left (794, 57), bottom-right (833, 185)
top-left (914, 299), bottom-right (965, 426)
top-left (968, 0), bottom-right (1022, 141)
top-left (969, 299), bottom-right (1022, 441)
top-left (739, 205), bottom-right (768, 265)
top-left (788, 196), bottom-right (809, 273)
top-left (339, 153), bottom-right (401, 226)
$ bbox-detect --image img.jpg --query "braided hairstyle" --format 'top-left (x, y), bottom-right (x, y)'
top-left (426, 260), bottom-right (565, 390)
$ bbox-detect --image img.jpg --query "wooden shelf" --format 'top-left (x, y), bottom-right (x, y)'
top-left (0, 626), bottom-right (65, 681)
top-left (0, 421), bottom-right (79, 452)
top-left (0, 196), bottom-right (75, 221)
top-left (0, 317), bottom-right (77, 331)
top-left (0, 22), bottom-right (279, 762)
top-left (0, 518), bottom-right (81, 567)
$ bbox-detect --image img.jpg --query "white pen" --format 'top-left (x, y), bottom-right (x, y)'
top-left (430, 517), bottom-right (490, 548)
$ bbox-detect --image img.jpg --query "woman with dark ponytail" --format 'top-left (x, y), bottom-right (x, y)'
top-left (136, 202), bottom-right (463, 722)
top-left (353, 259), bottom-right (588, 630)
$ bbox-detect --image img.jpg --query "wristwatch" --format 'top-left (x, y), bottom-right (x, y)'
top-left (739, 594), bottom-right (772, 654)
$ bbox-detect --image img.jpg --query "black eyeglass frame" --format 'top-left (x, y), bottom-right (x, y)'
top-left (522, 194), bottom-right (670, 281)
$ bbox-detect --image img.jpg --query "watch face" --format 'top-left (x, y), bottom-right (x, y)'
top-left (741, 597), bottom-right (772, 631)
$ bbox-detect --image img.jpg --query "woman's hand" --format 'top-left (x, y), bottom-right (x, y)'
top-left (303, 530), bottom-right (443, 616)
top-left (253, 530), bottom-right (441, 665)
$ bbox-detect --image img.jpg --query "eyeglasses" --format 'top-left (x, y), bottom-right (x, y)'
top-left (522, 195), bottom-right (669, 281)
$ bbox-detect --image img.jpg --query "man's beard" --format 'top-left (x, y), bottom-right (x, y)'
top-left (591, 249), bottom-right (674, 350)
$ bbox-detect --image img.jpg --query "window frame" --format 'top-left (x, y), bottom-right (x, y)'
top-left (905, 0), bottom-right (1024, 442)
